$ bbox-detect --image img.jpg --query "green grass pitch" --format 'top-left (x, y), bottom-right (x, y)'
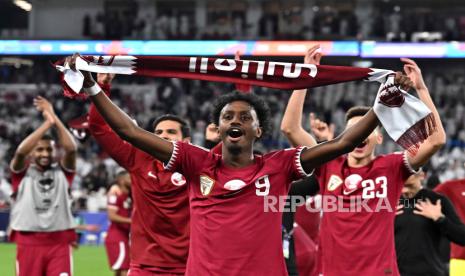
top-left (0, 243), bottom-right (113, 276)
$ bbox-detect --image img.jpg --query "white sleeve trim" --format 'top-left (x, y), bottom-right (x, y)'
top-left (402, 151), bottom-right (421, 174)
top-left (164, 141), bottom-right (180, 171)
top-left (295, 146), bottom-right (314, 178)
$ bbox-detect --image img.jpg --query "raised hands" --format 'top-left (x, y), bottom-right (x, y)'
top-left (401, 58), bottom-right (427, 91)
top-left (34, 96), bottom-right (56, 126)
top-left (205, 123), bottom-right (220, 143)
top-left (304, 44), bottom-right (323, 65)
top-left (309, 113), bottom-right (335, 142)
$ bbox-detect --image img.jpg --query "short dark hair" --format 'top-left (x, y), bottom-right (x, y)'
top-left (211, 91), bottom-right (271, 137)
top-left (345, 106), bottom-right (371, 122)
top-left (152, 114), bottom-right (191, 138)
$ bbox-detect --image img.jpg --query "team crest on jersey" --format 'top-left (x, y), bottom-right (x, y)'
top-left (171, 172), bottom-right (187, 186)
top-left (327, 175), bottom-right (343, 191)
top-left (200, 175), bottom-right (215, 196)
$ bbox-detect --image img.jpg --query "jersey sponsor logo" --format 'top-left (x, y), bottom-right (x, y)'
top-left (224, 179), bottom-right (246, 191)
top-left (343, 174), bottom-right (363, 195)
top-left (38, 177), bottom-right (55, 193)
top-left (147, 171), bottom-right (158, 180)
top-left (327, 175), bottom-right (343, 191)
top-left (171, 172), bottom-right (187, 186)
top-left (462, 192), bottom-right (465, 196)
top-left (200, 175), bottom-right (215, 196)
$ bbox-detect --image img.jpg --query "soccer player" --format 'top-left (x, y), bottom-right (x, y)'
top-left (9, 96), bottom-right (77, 276)
top-left (105, 169), bottom-right (132, 276)
top-left (88, 73), bottom-right (191, 275)
top-left (395, 170), bottom-right (465, 276)
top-left (435, 178), bottom-right (465, 275)
top-left (67, 53), bottom-right (411, 275)
top-left (281, 55), bottom-right (446, 275)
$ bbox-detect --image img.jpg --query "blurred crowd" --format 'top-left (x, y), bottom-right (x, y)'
top-left (79, 2), bottom-right (465, 41)
top-left (1, 62), bottom-right (465, 211)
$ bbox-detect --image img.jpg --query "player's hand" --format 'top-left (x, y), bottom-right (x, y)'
top-left (304, 45), bottom-right (323, 65)
top-left (42, 110), bottom-right (56, 126)
top-left (34, 96), bottom-right (56, 115)
top-left (309, 113), bottom-right (334, 142)
top-left (401, 58), bottom-right (427, 91)
top-left (394, 72), bottom-right (414, 92)
top-left (396, 204), bottom-right (404, 216)
top-left (205, 123), bottom-right (220, 143)
top-left (85, 224), bottom-right (101, 232)
top-left (414, 198), bottom-right (443, 221)
top-left (234, 50), bottom-right (241, 61)
top-left (65, 53), bottom-right (96, 88)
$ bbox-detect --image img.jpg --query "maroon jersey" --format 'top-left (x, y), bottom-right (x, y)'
top-left (106, 188), bottom-right (132, 242)
top-left (165, 141), bottom-right (308, 276)
top-left (315, 152), bottom-right (415, 276)
top-left (89, 104), bottom-right (189, 273)
top-left (435, 179), bottom-right (465, 259)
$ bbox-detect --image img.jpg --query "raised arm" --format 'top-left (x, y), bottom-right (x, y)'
top-left (34, 96), bottom-right (77, 171)
top-left (300, 109), bottom-right (379, 171)
top-left (402, 58), bottom-right (446, 171)
top-left (67, 54), bottom-right (173, 163)
top-left (299, 72), bottom-right (413, 173)
top-left (88, 75), bottom-right (139, 170)
top-left (10, 113), bottom-right (54, 172)
top-left (280, 45), bottom-right (322, 147)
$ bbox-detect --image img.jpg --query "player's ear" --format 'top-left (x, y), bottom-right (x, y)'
top-left (255, 127), bottom-right (262, 139)
top-left (376, 129), bottom-right (383, 145)
top-left (183, 137), bottom-right (191, 143)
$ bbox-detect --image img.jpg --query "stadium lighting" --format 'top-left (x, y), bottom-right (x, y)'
top-left (13, 0), bottom-right (32, 12)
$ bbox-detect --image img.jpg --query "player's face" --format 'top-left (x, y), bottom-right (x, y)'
top-left (32, 139), bottom-right (55, 169)
top-left (117, 173), bottom-right (132, 190)
top-left (346, 115), bottom-right (382, 161)
top-left (218, 101), bottom-right (262, 153)
top-left (154, 120), bottom-right (184, 142)
top-left (402, 173), bottom-right (424, 199)
top-left (97, 73), bottom-right (115, 84)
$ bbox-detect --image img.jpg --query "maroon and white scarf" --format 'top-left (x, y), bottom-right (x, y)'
top-left (55, 55), bottom-right (436, 154)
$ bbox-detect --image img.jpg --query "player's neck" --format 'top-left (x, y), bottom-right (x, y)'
top-left (347, 153), bottom-right (375, 168)
top-left (223, 148), bottom-right (255, 168)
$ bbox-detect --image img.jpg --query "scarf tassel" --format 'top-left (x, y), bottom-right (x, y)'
top-left (396, 113), bottom-right (437, 156)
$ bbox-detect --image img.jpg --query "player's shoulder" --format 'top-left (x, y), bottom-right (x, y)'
top-left (421, 188), bottom-right (443, 200)
top-left (442, 179), bottom-right (465, 186)
top-left (264, 146), bottom-right (306, 158)
top-left (436, 179), bottom-right (464, 193)
top-left (175, 141), bottom-right (210, 153)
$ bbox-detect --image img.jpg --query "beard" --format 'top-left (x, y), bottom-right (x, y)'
top-left (226, 143), bottom-right (242, 155)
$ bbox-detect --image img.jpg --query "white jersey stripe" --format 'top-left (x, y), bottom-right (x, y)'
top-left (112, 241), bottom-right (126, 270)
